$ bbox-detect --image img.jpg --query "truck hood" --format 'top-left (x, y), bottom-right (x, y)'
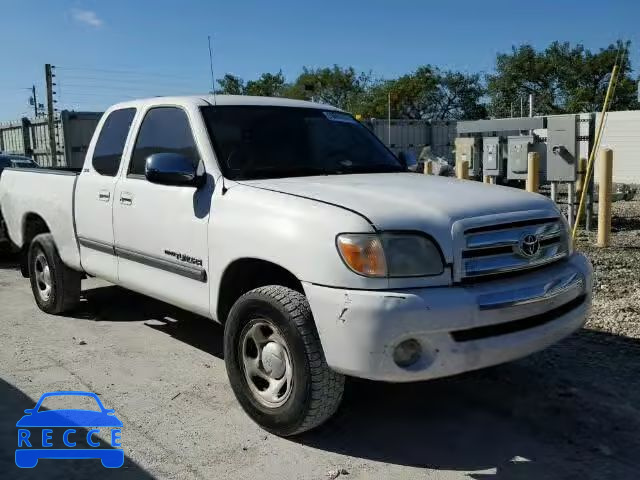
top-left (239, 173), bottom-right (558, 262)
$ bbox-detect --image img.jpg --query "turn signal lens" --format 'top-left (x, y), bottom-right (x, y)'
top-left (336, 234), bottom-right (387, 277)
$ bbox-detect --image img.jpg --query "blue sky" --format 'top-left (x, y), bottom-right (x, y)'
top-left (1, 0), bottom-right (638, 119)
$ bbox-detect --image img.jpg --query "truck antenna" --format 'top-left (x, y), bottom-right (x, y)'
top-left (208, 35), bottom-right (217, 105)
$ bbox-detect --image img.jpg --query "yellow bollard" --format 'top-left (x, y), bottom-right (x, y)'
top-left (526, 152), bottom-right (539, 193)
top-left (457, 160), bottom-right (469, 180)
top-left (423, 161), bottom-right (432, 175)
top-left (597, 149), bottom-right (613, 247)
top-left (576, 157), bottom-right (587, 197)
top-left (483, 175), bottom-right (490, 184)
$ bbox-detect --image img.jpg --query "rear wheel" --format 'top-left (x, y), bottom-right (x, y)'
top-left (28, 233), bottom-right (81, 314)
top-left (224, 285), bottom-right (344, 436)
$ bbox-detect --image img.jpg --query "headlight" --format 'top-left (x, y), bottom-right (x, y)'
top-left (336, 233), bottom-right (444, 277)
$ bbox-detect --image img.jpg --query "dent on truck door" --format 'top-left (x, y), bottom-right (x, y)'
top-left (112, 107), bottom-right (210, 317)
top-left (75, 108), bottom-right (136, 283)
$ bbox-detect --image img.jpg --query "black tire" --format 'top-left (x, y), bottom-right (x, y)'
top-left (224, 285), bottom-right (344, 436)
top-left (28, 233), bottom-right (81, 314)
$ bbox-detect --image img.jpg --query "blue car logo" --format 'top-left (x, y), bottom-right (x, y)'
top-left (15, 391), bottom-right (123, 468)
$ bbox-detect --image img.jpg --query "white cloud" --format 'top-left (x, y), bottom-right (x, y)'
top-left (71, 9), bottom-right (103, 28)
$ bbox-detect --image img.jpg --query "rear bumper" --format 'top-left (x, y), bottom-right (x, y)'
top-left (304, 253), bottom-right (592, 382)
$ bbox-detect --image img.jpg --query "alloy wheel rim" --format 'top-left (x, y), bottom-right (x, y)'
top-left (240, 319), bottom-right (294, 408)
top-left (34, 252), bottom-right (52, 302)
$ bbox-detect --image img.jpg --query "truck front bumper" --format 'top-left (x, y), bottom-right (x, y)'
top-left (303, 253), bottom-right (592, 382)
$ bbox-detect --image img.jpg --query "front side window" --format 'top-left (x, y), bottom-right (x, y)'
top-left (129, 107), bottom-right (199, 177)
top-left (201, 106), bottom-right (402, 180)
top-left (92, 108), bottom-right (136, 176)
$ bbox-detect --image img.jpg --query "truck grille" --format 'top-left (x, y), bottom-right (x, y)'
top-left (461, 218), bottom-right (569, 280)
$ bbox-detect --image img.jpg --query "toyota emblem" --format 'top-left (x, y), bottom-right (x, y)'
top-left (517, 234), bottom-right (540, 258)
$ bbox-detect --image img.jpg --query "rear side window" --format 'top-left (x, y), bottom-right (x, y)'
top-left (129, 107), bottom-right (199, 177)
top-left (92, 108), bottom-right (136, 176)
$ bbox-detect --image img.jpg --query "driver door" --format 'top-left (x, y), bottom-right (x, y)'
top-left (113, 106), bottom-right (211, 317)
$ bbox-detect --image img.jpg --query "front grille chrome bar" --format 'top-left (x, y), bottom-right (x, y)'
top-left (461, 218), bottom-right (568, 280)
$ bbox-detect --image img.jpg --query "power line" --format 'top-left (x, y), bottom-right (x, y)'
top-left (58, 83), bottom-right (197, 93)
top-left (56, 66), bottom-right (198, 81)
top-left (60, 92), bottom-right (139, 98)
top-left (59, 75), bottom-right (200, 88)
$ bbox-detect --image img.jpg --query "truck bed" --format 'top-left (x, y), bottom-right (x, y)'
top-left (0, 167), bottom-right (82, 270)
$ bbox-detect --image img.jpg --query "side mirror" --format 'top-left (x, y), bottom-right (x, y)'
top-left (145, 153), bottom-right (202, 187)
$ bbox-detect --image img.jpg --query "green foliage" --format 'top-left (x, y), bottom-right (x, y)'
top-left (217, 71), bottom-right (286, 97)
top-left (355, 67), bottom-right (485, 120)
top-left (245, 71), bottom-right (287, 97)
top-left (216, 74), bottom-right (244, 95)
top-left (287, 65), bottom-right (373, 110)
top-left (487, 40), bottom-right (638, 117)
top-left (215, 40), bottom-right (637, 120)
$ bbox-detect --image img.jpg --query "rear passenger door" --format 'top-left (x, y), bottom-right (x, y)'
top-left (75, 108), bottom-right (136, 283)
top-left (112, 106), bottom-right (211, 317)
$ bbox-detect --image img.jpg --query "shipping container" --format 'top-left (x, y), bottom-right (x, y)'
top-left (0, 110), bottom-right (102, 167)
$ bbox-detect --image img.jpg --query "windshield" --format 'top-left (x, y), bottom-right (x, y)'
top-left (201, 106), bottom-right (402, 180)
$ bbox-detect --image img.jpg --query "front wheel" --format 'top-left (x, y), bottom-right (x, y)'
top-left (224, 286), bottom-right (344, 436)
top-left (28, 233), bottom-right (81, 315)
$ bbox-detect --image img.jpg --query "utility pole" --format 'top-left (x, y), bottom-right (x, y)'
top-left (31, 85), bottom-right (39, 117)
top-left (45, 64), bottom-right (58, 167)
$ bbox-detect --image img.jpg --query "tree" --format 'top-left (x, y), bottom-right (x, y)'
top-left (245, 71), bottom-right (287, 97)
top-left (355, 66), bottom-right (486, 121)
top-left (556, 41), bottom-right (638, 112)
top-left (487, 41), bottom-right (638, 117)
top-left (426, 70), bottom-right (487, 120)
top-left (288, 65), bottom-right (372, 110)
top-left (216, 74), bottom-right (245, 95)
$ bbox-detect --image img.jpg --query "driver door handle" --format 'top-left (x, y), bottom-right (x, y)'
top-left (98, 190), bottom-right (110, 202)
top-left (120, 192), bottom-right (133, 206)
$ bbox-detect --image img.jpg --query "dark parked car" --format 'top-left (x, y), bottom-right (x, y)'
top-left (0, 154), bottom-right (38, 174)
top-left (0, 154), bottom-right (38, 248)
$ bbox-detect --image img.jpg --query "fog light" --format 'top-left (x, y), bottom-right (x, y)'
top-left (393, 339), bottom-right (422, 367)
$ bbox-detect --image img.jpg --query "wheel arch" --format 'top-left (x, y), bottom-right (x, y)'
top-left (216, 257), bottom-right (304, 324)
top-left (20, 213), bottom-right (51, 277)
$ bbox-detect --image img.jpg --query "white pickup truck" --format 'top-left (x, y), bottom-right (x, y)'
top-left (0, 95), bottom-right (592, 436)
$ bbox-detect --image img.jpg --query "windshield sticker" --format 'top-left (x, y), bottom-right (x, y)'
top-left (323, 111), bottom-right (359, 124)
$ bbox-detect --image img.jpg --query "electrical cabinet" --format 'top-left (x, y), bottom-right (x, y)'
top-left (454, 137), bottom-right (482, 177)
top-left (482, 136), bottom-right (506, 177)
top-left (507, 136), bottom-right (534, 180)
top-left (546, 115), bottom-right (577, 182)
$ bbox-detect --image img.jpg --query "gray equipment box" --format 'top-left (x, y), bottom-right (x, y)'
top-left (454, 137), bottom-right (482, 177)
top-left (482, 136), bottom-right (507, 178)
top-left (546, 115), bottom-right (577, 182)
top-left (507, 135), bottom-right (534, 180)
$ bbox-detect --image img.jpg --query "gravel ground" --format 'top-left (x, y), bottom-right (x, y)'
top-left (577, 198), bottom-right (640, 338)
top-left (0, 200), bottom-right (638, 479)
